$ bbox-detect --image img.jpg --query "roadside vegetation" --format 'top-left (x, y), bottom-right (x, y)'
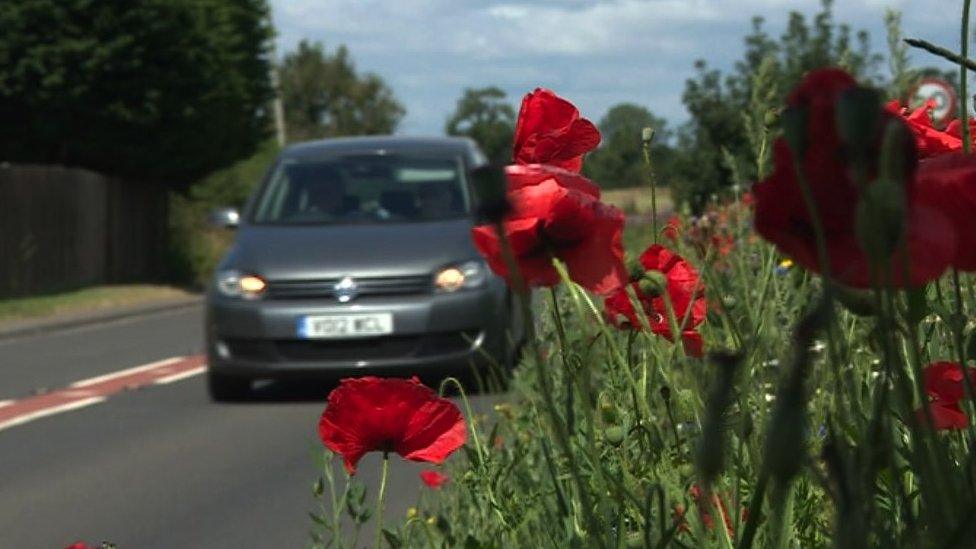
top-left (308, 3), bottom-right (976, 547)
top-left (0, 285), bottom-right (193, 326)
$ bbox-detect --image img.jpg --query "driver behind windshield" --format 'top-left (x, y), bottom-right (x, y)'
top-left (417, 181), bottom-right (459, 219)
top-left (287, 165), bottom-right (347, 221)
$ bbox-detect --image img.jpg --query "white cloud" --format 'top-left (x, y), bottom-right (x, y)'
top-left (269, 0), bottom-right (962, 135)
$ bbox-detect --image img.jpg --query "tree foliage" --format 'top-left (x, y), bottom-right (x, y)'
top-left (445, 87), bottom-right (516, 164)
top-left (583, 103), bottom-right (674, 189)
top-left (279, 40), bottom-right (405, 142)
top-left (0, 0), bottom-right (275, 187)
top-left (675, 0), bottom-right (883, 211)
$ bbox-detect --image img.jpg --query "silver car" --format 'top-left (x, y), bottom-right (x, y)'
top-left (204, 136), bottom-right (523, 400)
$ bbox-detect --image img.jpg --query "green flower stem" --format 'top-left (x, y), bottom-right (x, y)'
top-left (374, 452), bottom-right (389, 549)
top-left (642, 131), bottom-right (659, 242)
top-left (962, 0), bottom-right (972, 155)
top-left (549, 287), bottom-right (575, 436)
top-left (904, 38), bottom-right (976, 71)
top-left (491, 223), bottom-right (603, 546)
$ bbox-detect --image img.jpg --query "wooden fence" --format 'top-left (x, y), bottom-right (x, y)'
top-left (0, 164), bottom-right (168, 297)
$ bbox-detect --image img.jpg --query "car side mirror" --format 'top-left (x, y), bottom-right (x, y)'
top-left (210, 207), bottom-right (240, 229)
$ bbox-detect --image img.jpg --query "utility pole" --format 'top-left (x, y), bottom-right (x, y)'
top-left (271, 60), bottom-right (287, 146)
top-left (267, 11), bottom-right (287, 146)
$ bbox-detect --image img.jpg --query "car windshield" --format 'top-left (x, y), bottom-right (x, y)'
top-left (250, 155), bottom-right (470, 225)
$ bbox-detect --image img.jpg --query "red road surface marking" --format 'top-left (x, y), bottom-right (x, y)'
top-left (0, 355), bottom-right (206, 432)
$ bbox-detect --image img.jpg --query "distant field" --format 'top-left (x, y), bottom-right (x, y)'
top-left (601, 186), bottom-right (673, 216)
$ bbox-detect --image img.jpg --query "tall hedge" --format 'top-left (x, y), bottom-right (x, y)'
top-left (0, 0), bottom-right (274, 187)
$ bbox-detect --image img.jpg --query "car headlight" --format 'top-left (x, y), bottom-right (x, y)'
top-left (216, 270), bottom-right (267, 299)
top-left (434, 261), bottom-right (487, 292)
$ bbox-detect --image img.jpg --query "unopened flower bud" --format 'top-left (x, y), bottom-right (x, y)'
top-left (763, 108), bottom-right (779, 126)
top-left (625, 253), bottom-right (644, 282)
top-left (836, 87), bottom-right (882, 162)
top-left (604, 425), bottom-right (626, 446)
top-left (855, 178), bottom-right (906, 266)
top-left (639, 270), bottom-right (667, 296)
top-left (470, 165), bottom-right (511, 223)
top-left (642, 127), bottom-right (655, 145)
top-left (781, 106), bottom-right (808, 158)
top-left (406, 507), bottom-right (418, 519)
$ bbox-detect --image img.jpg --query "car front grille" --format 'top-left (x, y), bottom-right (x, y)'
top-left (265, 275), bottom-right (432, 300)
top-left (224, 331), bottom-right (479, 363)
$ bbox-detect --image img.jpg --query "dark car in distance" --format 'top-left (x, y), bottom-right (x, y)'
top-left (204, 136), bottom-right (524, 400)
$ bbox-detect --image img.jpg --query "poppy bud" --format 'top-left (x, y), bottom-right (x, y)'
top-left (855, 178), bottom-right (906, 267)
top-left (638, 270), bottom-right (668, 296)
top-left (604, 425), bottom-right (626, 446)
top-left (469, 164), bottom-right (511, 223)
top-left (625, 253), bottom-right (645, 281)
top-left (642, 126), bottom-right (655, 145)
top-left (835, 87), bottom-right (882, 162)
top-left (780, 106), bottom-right (808, 159)
top-left (599, 393), bottom-right (619, 423)
top-left (878, 117), bottom-right (915, 184)
top-left (626, 531), bottom-right (644, 548)
top-left (763, 108), bottom-right (779, 126)
top-left (660, 385), bottom-right (672, 403)
top-left (740, 411), bottom-right (754, 440)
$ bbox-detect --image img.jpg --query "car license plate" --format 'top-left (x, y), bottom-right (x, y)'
top-left (297, 313), bottom-right (394, 339)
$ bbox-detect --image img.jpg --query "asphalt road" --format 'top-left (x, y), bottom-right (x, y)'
top-left (0, 306), bottom-right (492, 548)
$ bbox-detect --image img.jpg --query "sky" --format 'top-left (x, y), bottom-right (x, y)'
top-left (268, 0), bottom-right (961, 136)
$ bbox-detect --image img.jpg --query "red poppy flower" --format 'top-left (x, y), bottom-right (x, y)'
top-left (946, 117), bottom-right (976, 146)
top-left (753, 68), bottom-right (955, 288)
top-left (885, 99), bottom-right (963, 158)
top-left (916, 361), bottom-right (976, 430)
top-left (663, 214), bottom-right (682, 242)
top-left (604, 244), bottom-right (706, 356)
top-left (513, 88), bottom-right (601, 172)
top-left (689, 485), bottom-right (737, 536)
top-left (64, 544), bottom-right (91, 549)
top-left (419, 469), bottom-right (449, 489)
top-left (318, 377), bottom-right (467, 474)
top-left (471, 165), bottom-right (627, 294)
top-left (914, 153), bottom-right (976, 271)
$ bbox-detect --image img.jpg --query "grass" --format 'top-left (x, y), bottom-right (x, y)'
top-left (0, 284), bottom-right (195, 325)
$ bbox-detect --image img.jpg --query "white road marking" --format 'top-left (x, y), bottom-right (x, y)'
top-left (154, 366), bottom-right (207, 385)
top-left (70, 357), bottom-right (183, 388)
top-left (0, 400), bottom-right (13, 408)
top-left (0, 397), bottom-right (106, 432)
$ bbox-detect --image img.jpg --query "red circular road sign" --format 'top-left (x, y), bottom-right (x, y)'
top-left (911, 77), bottom-right (958, 128)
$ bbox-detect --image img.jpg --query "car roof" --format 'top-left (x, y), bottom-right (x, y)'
top-left (280, 135), bottom-right (476, 160)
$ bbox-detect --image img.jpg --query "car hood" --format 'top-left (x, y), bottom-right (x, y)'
top-left (224, 219), bottom-right (480, 280)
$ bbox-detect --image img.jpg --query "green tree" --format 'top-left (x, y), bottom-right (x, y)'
top-left (279, 40), bottom-right (405, 141)
top-left (445, 87), bottom-right (516, 164)
top-left (583, 103), bottom-right (674, 189)
top-left (675, 0), bottom-right (883, 211)
top-left (0, 0), bottom-right (275, 186)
